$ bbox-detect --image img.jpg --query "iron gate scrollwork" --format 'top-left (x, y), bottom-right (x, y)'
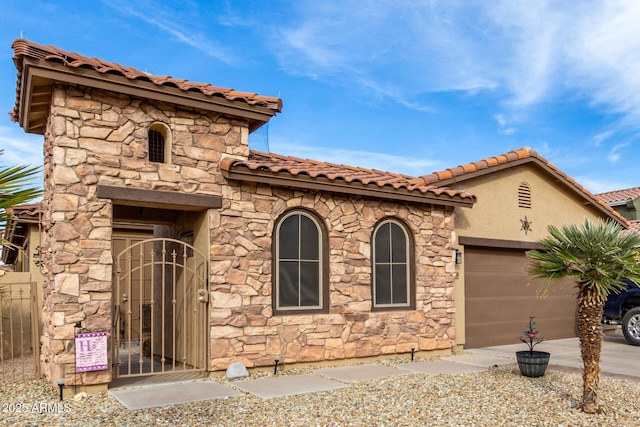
top-left (113, 238), bottom-right (209, 378)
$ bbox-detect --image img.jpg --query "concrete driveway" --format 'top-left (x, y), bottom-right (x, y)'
top-left (467, 334), bottom-right (640, 380)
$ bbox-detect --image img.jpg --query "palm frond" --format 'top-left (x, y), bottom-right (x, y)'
top-left (0, 163), bottom-right (42, 246)
top-left (527, 217), bottom-right (640, 298)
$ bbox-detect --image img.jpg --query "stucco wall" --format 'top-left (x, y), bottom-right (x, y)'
top-left (451, 164), bottom-right (612, 345)
top-left (612, 198), bottom-right (640, 221)
top-left (452, 165), bottom-right (603, 242)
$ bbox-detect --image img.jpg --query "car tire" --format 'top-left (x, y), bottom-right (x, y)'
top-left (622, 307), bottom-right (640, 346)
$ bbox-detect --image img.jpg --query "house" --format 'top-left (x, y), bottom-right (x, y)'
top-left (409, 149), bottom-right (628, 348)
top-left (596, 187), bottom-right (640, 234)
top-left (0, 204), bottom-right (44, 365)
top-left (8, 39), bottom-right (629, 395)
top-left (9, 39), bottom-right (475, 395)
top-left (1, 204), bottom-right (44, 273)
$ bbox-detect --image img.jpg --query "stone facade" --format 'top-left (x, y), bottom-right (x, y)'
top-left (40, 84), bottom-right (247, 387)
top-left (210, 187), bottom-right (457, 370)
top-left (39, 82), bottom-right (458, 388)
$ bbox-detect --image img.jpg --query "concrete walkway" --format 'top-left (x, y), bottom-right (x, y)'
top-left (109, 335), bottom-right (640, 410)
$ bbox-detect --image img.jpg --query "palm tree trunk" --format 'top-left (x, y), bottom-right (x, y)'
top-left (577, 287), bottom-right (604, 414)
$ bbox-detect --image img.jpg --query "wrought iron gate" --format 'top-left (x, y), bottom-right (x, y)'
top-left (0, 280), bottom-right (39, 383)
top-left (113, 238), bottom-right (209, 378)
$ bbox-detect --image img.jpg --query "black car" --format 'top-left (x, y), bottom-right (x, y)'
top-left (603, 279), bottom-right (640, 345)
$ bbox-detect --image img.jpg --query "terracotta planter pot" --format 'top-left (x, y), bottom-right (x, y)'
top-left (516, 350), bottom-right (550, 377)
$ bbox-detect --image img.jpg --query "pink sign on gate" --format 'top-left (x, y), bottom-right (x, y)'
top-left (75, 332), bottom-right (108, 372)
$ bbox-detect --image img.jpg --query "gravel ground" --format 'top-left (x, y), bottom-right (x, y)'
top-left (2, 355), bottom-right (640, 427)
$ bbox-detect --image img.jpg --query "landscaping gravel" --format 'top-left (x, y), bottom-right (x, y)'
top-left (2, 355), bottom-right (640, 427)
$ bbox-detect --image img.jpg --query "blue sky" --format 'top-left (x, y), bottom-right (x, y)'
top-left (1, 0), bottom-right (639, 193)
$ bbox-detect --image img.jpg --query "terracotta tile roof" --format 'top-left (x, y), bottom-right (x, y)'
top-left (7, 203), bottom-right (42, 219)
top-left (220, 151), bottom-right (476, 207)
top-left (410, 147), bottom-right (629, 227)
top-left (10, 38), bottom-right (282, 123)
top-left (411, 147), bottom-right (537, 185)
top-left (2, 202), bottom-right (43, 265)
top-left (596, 187), bottom-right (640, 204)
top-left (626, 220), bottom-right (640, 235)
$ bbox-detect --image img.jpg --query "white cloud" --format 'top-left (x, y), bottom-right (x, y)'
top-left (592, 130), bottom-right (615, 147)
top-left (272, 1), bottom-right (503, 111)
top-left (0, 126), bottom-right (43, 168)
top-left (607, 142), bottom-right (630, 163)
top-left (100, 0), bottom-right (640, 129)
top-left (575, 175), bottom-right (634, 195)
top-left (269, 138), bottom-right (442, 177)
top-left (270, 0), bottom-right (640, 129)
top-left (103, 0), bottom-right (238, 65)
top-left (0, 126), bottom-right (44, 188)
top-left (489, 0), bottom-right (640, 125)
top-left (493, 114), bottom-right (517, 136)
top-left (565, 1), bottom-right (640, 125)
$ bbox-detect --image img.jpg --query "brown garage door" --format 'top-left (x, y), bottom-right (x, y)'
top-left (464, 246), bottom-right (577, 348)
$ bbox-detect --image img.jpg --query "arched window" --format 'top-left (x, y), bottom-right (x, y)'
top-left (273, 210), bottom-right (328, 314)
top-left (518, 182), bottom-right (532, 209)
top-left (372, 219), bottom-right (414, 310)
top-left (148, 122), bottom-right (171, 164)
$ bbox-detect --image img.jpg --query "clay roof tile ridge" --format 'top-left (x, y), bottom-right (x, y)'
top-left (11, 38), bottom-right (282, 114)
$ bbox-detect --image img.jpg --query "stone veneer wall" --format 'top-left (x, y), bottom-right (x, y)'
top-left (209, 186), bottom-right (458, 370)
top-left (39, 83), bottom-right (458, 386)
top-left (40, 84), bottom-right (247, 387)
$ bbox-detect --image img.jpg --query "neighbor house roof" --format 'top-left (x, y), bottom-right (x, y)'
top-left (596, 187), bottom-right (640, 205)
top-left (10, 39), bottom-right (282, 134)
top-left (627, 220), bottom-right (640, 235)
top-left (221, 151), bottom-right (476, 208)
top-left (1, 203), bottom-right (42, 265)
top-left (409, 147), bottom-right (629, 227)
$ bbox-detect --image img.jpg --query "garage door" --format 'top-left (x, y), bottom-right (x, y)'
top-left (464, 246), bottom-right (577, 348)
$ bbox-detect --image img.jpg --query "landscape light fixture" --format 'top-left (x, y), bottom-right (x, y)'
top-left (455, 249), bottom-right (463, 265)
top-left (57, 378), bottom-right (66, 401)
top-left (274, 355), bottom-right (281, 375)
top-left (411, 345), bottom-right (415, 361)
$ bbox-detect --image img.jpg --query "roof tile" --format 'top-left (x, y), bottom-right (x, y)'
top-left (7, 203), bottom-right (42, 218)
top-left (485, 157), bottom-right (499, 167)
top-left (10, 39), bottom-right (282, 122)
top-left (410, 147), bottom-right (629, 227)
top-left (505, 152), bottom-right (518, 161)
top-left (627, 220), bottom-right (640, 235)
top-left (596, 187), bottom-right (640, 204)
top-left (222, 151), bottom-right (476, 203)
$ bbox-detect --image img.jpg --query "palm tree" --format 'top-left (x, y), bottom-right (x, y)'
top-left (527, 218), bottom-right (640, 413)
top-left (0, 153), bottom-right (42, 247)
top-left (0, 156), bottom-right (41, 307)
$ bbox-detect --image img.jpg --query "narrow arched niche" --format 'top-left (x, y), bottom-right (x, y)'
top-left (148, 122), bottom-right (172, 164)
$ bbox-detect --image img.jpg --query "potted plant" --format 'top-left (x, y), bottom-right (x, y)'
top-left (516, 316), bottom-right (550, 377)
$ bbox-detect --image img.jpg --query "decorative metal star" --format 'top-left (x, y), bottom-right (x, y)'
top-left (520, 216), bottom-right (533, 235)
